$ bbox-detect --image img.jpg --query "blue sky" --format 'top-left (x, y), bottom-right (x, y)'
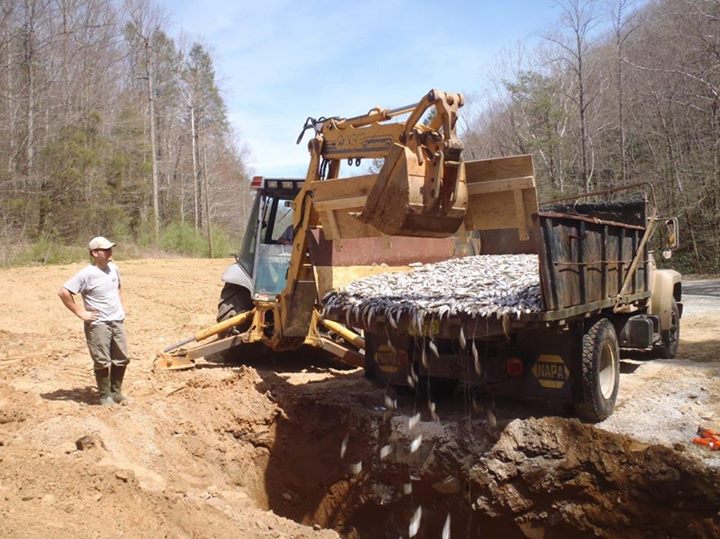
top-left (158, 0), bottom-right (565, 177)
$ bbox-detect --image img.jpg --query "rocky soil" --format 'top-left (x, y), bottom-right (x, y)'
top-left (0, 258), bottom-right (718, 538)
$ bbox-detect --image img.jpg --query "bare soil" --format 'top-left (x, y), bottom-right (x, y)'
top-left (0, 259), bottom-right (719, 538)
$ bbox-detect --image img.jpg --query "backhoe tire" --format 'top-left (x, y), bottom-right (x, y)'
top-left (575, 318), bottom-right (620, 423)
top-left (216, 283), bottom-right (253, 336)
top-left (655, 299), bottom-right (680, 359)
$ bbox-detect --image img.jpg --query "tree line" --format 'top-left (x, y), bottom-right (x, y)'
top-left (463, 0), bottom-right (720, 273)
top-left (0, 0), bottom-right (251, 259)
top-left (1, 0), bottom-right (717, 273)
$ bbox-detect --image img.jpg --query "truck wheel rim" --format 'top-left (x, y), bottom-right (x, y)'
top-left (599, 342), bottom-right (617, 399)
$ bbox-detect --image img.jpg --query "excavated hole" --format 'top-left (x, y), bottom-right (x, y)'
top-left (246, 372), bottom-right (526, 538)
top-left (204, 358), bottom-right (720, 539)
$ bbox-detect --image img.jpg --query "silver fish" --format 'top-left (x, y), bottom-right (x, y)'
top-left (409, 505), bottom-right (422, 537)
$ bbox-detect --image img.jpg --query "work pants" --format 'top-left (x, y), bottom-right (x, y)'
top-left (84, 320), bottom-right (129, 370)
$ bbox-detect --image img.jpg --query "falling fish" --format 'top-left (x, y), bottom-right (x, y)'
top-left (340, 434), bottom-right (349, 459)
top-left (433, 476), bottom-right (462, 494)
top-left (442, 514), bottom-right (451, 539)
top-left (410, 434), bottom-right (423, 453)
top-left (473, 342), bottom-right (482, 377)
top-left (427, 399), bottom-right (439, 421)
top-left (403, 482), bottom-right (413, 495)
top-left (408, 412), bottom-right (421, 430)
top-left (486, 408), bottom-right (497, 428)
top-left (349, 461), bottom-right (362, 475)
top-left (409, 505), bottom-right (422, 538)
top-left (380, 444), bottom-right (393, 460)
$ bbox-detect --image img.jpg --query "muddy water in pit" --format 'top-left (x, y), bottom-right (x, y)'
top-left (232, 360), bottom-right (720, 539)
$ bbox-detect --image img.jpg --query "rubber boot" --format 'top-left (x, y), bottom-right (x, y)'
top-left (110, 365), bottom-right (127, 404)
top-left (94, 369), bottom-right (114, 406)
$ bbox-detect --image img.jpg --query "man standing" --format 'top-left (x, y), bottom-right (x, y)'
top-left (58, 236), bottom-right (129, 406)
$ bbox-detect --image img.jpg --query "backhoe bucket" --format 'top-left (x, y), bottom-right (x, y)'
top-left (153, 352), bottom-right (196, 371)
top-left (152, 309), bottom-right (256, 371)
top-left (359, 144), bottom-right (467, 237)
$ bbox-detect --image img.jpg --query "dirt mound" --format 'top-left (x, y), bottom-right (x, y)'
top-left (472, 417), bottom-right (720, 537)
top-left (0, 446), bottom-right (244, 538)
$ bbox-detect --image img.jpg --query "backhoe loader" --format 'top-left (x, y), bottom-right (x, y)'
top-left (155, 88), bottom-right (495, 369)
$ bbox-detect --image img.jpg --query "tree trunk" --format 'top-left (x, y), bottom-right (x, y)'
top-left (23, 0), bottom-right (35, 176)
top-left (145, 38), bottom-right (160, 243)
top-left (577, 32), bottom-right (589, 192)
top-left (190, 103), bottom-right (199, 230)
top-left (202, 147), bottom-right (213, 257)
top-left (617, 34), bottom-right (626, 186)
top-left (7, 40), bottom-right (14, 174)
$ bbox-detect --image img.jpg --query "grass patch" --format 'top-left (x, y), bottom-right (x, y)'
top-left (1, 224), bottom-right (239, 267)
top-left (0, 238), bottom-right (88, 267)
top-left (159, 222), bottom-right (234, 258)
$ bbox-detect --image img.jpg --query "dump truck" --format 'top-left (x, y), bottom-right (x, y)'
top-left (321, 182), bottom-right (682, 421)
top-left (157, 89), bottom-right (682, 421)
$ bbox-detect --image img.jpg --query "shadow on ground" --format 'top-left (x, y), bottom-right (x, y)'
top-left (40, 386), bottom-right (96, 405)
top-left (679, 339), bottom-right (720, 363)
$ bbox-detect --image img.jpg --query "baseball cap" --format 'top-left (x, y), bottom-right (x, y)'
top-left (88, 236), bottom-right (116, 250)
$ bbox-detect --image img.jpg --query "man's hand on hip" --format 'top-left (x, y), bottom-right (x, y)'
top-left (78, 309), bottom-right (99, 322)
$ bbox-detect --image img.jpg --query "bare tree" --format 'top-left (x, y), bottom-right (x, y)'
top-left (610, 0), bottom-right (640, 186)
top-left (125, 0), bottom-right (162, 242)
top-left (544, 0), bottom-right (604, 192)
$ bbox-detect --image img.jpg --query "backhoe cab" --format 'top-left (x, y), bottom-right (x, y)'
top-left (221, 176), bottom-right (302, 308)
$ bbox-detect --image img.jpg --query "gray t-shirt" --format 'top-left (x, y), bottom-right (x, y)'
top-left (64, 262), bottom-right (125, 323)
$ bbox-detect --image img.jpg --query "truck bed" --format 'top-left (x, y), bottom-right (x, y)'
top-left (322, 198), bottom-right (652, 340)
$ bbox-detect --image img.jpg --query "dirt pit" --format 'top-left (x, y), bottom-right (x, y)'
top-left (0, 259), bottom-right (719, 538)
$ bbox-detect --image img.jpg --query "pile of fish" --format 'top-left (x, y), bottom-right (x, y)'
top-left (322, 254), bottom-right (544, 330)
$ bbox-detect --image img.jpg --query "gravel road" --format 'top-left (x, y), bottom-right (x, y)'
top-left (598, 283), bottom-right (720, 467)
top-left (683, 278), bottom-right (720, 316)
top-left (684, 278), bottom-right (720, 297)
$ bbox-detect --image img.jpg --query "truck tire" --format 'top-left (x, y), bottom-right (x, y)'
top-left (655, 299), bottom-right (680, 359)
top-left (216, 283), bottom-right (253, 336)
top-left (575, 318), bottom-right (620, 422)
